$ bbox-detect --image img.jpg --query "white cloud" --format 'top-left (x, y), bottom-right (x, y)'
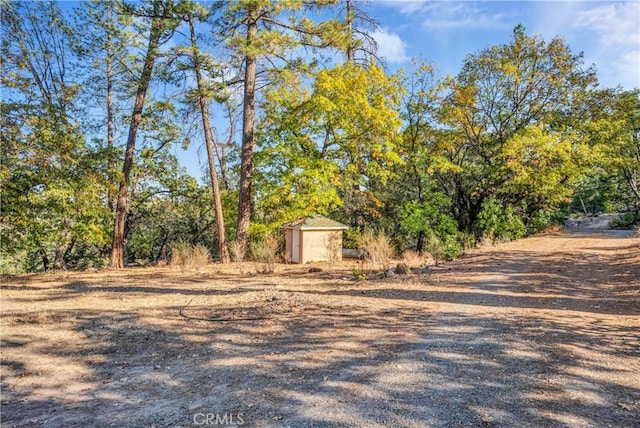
top-left (574, 3), bottom-right (639, 46)
top-left (615, 48), bottom-right (640, 86)
top-left (417, 2), bottom-right (513, 31)
top-left (372, 28), bottom-right (409, 64)
top-left (572, 2), bottom-right (640, 88)
top-left (376, 0), bottom-right (639, 88)
top-left (379, 1), bottom-right (517, 31)
top-left (422, 14), bottom-right (508, 31)
top-left (528, 1), bottom-right (584, 37)
top-left (523, 1), bottom-right (639, 89)
top-left (378, 0), bottom-right (431, 15)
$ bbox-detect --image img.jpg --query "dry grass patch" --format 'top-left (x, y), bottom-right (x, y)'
top-left (359, 230), bottom-right (395, 273)
top-left (229, 240), bottom-right (247, 263)
top-left (401, 249), bottom-right (434, 268)
top-left (170, 242), bottom-right (210, 269)
top-left (250, 233), bottom-right (279, 274)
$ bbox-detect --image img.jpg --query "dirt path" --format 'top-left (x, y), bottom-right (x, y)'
top-left (1, 231), bottom-right (639, 427)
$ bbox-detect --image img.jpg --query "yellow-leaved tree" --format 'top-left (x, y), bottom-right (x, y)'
top-left (255, 63), bottom-right (403, 231)
top-left (436, 24), bottom-right (598, 234)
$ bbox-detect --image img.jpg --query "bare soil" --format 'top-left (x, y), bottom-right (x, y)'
top-left (1, 230), bottom-right (639, 427)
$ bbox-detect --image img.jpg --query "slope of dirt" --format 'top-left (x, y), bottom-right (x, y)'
top-left (564, 213), bottom-right (622, 231)
top-left (1, 231), bottom-right (639, 427)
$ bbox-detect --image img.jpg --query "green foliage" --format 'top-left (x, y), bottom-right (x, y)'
top-left (351, 268), bottom-right (368, 281)
top-left (529, 209), bottom-right (565, 233)
top-left (610, 212), bottom-right (640, 229)
top-left (0, 251), bottom-right (26, 274)
top-left (1, 0), bottom-right (113, 271)
top-left (500, 125), bottom-right (591, 215)
top-left (125, 172), bottom-right (227, 265)
top-left (422, 234), bottom-right (444, 266)
top-left (424, 234), bottom-right (462, 265)
top-left (399, 196), bottom-right (463, 259)
top-left (342, 227), bottom-right (362, 249)
top-left (476, 198), bottom-right (527, 242)
top-left (401, 199), bottom-right (457, 238)
top-left (574, 89), bottom-right (640, 215)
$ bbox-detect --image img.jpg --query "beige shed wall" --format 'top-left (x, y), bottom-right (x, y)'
top-left (299, 230), bottom-right (343, 264)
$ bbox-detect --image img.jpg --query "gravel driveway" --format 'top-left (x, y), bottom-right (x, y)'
top-left (2, 230), bottom-right (639, 427)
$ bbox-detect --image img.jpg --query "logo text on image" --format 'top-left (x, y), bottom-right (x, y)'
top-left (193, 412), bottom-right (245, 426)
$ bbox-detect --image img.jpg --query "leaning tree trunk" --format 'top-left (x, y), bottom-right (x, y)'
top-left (236, 7), bottom-right (258, 251)
top-left (109, 6), bottom-right (163, 269)
top-left (188, 15), bottom-right (229, 263)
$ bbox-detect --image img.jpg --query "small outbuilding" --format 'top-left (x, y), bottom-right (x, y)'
top-left (282, 215), bottom-right (348, 264)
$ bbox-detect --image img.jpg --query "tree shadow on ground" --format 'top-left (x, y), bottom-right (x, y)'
top-left (2, 234), bottom-right (639, 427)
top-left (3, 303), bottom-right (639, 427)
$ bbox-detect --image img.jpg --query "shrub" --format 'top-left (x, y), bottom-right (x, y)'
top-left (529, 209), bottom-right (563, 233)
top-left (343, 227), bottom-right (362, 249)
top-left (401, 249), bottom-right (427, 268)
top-left (460, 232), bottom-right (477, 250)
top-left (229, 240), bottom-right (246, 263)
top-left (171, 242), bottom-right (210, 269)
top-left (504, 208), bottom-right (527, 240)
top-left (610, 212), bottom-right (640, 228)
top-left (250, 233), bottom-right (280, 274)
top-left (351, 267), bottom-right (368, 281)
top-left (422, 232), bottom-right (463, 265)
top-left (476, 198), bottom-right (526, 242)
top-left (359, 230), bottom-right (394, 272)
top-left (0, 251), bottom-right (25, 274)
top-left (441, 234), bottom-right (463, 260)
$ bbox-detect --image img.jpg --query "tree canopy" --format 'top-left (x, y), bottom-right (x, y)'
top-left (1, 1), bottom-right (638, 272)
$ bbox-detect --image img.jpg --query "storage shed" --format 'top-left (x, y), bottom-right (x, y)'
top-left (282, 215), bottom-right (348, 264)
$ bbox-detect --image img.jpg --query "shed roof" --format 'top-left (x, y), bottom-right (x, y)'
top-left (282, 215), bottom-right (348, 230)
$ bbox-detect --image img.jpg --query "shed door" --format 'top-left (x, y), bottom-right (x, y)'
top-left (291, 230), bottom-right (300, 263)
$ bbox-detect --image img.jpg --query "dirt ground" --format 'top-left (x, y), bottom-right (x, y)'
top-left (1, 229), bottom-right (639, 427)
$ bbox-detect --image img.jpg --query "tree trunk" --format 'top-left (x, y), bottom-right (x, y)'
top-left (53, 245), bottom-right (67, 270)
top-left (188, 15), bottom-right (229, 263)
top-left (53, 217), bottom-right (72, 270)
top-left (622, 168), bottom-right (639, 215)
top-left (579, 196), bottom-right (589, 215)
top-left (218, 99), bottom-right (236, 191)
top-left (106, 4), bottom-right (115, 211)
top-left (416, 230), bottom-right (424, 254)
top-left (236, 7), bottom-right (258, 250)
top-left (217, 139), bottom-right (231, 191)
top-left (37, 242), bottom-right (50, 271)
top-left (109, 4), bottom-right (163, 269)
top-left (346, 0), bottom-right (354, 65)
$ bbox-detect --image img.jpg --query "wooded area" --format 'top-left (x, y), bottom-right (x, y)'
top-left (1, 0), bottom-right (639, 272)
